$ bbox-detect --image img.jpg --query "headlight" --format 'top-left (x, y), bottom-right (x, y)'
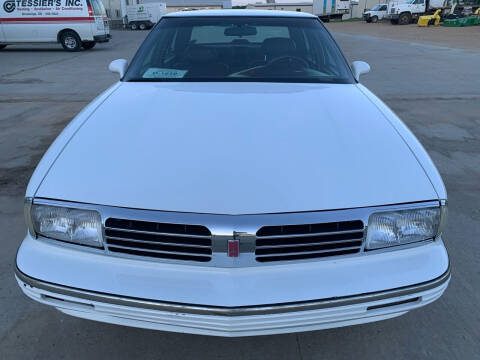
top-left (365, 206), bottom-right (445, 250)
top-left (30, 204), bottom-right (103, 247)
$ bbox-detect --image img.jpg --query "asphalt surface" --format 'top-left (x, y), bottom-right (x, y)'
top-left (1, 26), bottom-right (479, 359)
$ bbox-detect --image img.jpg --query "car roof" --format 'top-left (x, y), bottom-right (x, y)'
top-left (166, 9), bottom-right (318, 18)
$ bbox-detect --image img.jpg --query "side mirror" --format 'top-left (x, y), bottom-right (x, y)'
top-left (351, 61), bottom-right (371, 82)
top-left (109, 59), bottom-right (128, 78)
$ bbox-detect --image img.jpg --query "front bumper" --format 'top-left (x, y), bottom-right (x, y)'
top-left (16, 266), bottom-right (450, 337)
top-left (16, 233), bottom-right (450, 336)
top-left (386, 14), bottom-right (400, 19)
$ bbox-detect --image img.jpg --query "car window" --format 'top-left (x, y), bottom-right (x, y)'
top-left (124, 16), bottom-right (355, 84)
top-left (89, 0), bottom-right (106, 16)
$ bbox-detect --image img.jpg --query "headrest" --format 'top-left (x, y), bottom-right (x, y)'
top-left (262, 37), bottom-right (296, 57)
top-left (184, 45), bottom-right (217, 63)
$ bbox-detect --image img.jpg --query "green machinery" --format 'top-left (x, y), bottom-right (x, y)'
top-left (442, 1), bottom-right (480, 26)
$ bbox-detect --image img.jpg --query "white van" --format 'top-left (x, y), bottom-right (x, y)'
top-left (0, 0), bottom-right (110, 51)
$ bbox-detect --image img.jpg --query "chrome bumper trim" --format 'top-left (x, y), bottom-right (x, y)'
top-left (15, 265), bottom-right (450, 317)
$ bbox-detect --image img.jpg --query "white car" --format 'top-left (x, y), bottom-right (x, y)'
top-left (0, 0), bottom-right (110, 51)
top-left (16, 10), bottom-right (450, 337)
top-left (363, 3), bottom-right (388, 22)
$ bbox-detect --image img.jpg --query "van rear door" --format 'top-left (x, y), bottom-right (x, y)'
top-left (0, 17), bottom-right (6, 43)
top-left (87, 0), bottom-right (109, 36)
top-left (337, 0), bottom-right (350, 12)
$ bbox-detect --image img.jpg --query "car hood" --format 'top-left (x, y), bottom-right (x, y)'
top-left (36, 82), bottom-right (437, 214)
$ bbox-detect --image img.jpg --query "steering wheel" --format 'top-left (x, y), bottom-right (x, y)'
top-left (267, 55), bottom-right (310, 69)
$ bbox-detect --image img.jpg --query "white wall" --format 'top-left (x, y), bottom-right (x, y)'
top-left (102, 0), bottom-right (124, 20)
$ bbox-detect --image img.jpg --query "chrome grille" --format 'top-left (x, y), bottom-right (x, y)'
top-left (255, 220), bottom-right (364, 262)
top-left (33, 198), bottom-right (439, 267)
top-left (104, 218), bottom-right (212, 262)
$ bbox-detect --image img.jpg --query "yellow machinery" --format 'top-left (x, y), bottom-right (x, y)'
top-left (418, 9), bottom-right (442, 26)
top-left (475, 8), bottom-right (480, 15)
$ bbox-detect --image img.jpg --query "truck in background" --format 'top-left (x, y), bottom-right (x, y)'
top-left (126, 2), bottom-right (166, 30)
top-left (387, 0), bottom-right (445, 24)
top-left (313, 0), bottom-right (351, 21)
top-left (386, 0), bottom-right (480, 24)
top-left (363, 3), bottom-right (388, 22)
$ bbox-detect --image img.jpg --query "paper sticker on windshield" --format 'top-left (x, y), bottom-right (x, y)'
top-left (143, 68), bottom-right (187, 79)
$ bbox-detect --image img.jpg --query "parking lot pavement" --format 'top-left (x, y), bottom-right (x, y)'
top-left (1, 26), bottom-right (479, 359)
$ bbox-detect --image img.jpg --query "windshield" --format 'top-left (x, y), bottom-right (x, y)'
top-left (371, 4), bottom-right (383, 10)
top-left (124, 16), bottom-right (355, 83)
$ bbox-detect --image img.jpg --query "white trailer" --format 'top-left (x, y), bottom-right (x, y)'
top-left (313, 0), bottom-right (351, 21)
top-left (126, 2), bottom-right (166, 30)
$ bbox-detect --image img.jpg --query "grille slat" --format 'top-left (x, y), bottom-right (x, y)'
top-left (108, 247), bottom-right (211, 262)
top-left (256, 228), bottom-right (364, 240)
top-left (256, 245), bottom-right (362, 258)
top-left (105, 228), bottom-right (211, 246)
top-left (104, 226), bottom-right (211, 239)
top-left (107, 243), bottom-right (211, 256)
top-left (256, 220), bottom-right (363, 237)
top-left (256, 249), bottom-right (360, 263)
top-left (106, 218), bottom-right (211, 236)
top-left (256, 237), bottom-right (364, 250)
top-left (256, 220), bottom-right (364, 263)
top-left (105, 218), bottom-right (212, 262)
top-left (256, 231), bottom-right (364, 247)
top-left (105, 235), bottom-right (212, 249)
top-left (256, 242), bottom-right (362, 256)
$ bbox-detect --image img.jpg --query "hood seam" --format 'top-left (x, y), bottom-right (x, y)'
top-left (33, 82), bottom-right (123, 199)
top-left (355, 84), bottom-right (440, 199)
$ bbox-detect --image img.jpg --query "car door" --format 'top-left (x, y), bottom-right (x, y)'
top-left (379, 5), bottom-right (388, 18)
top-left (412, 0), bottom-right (425, 13)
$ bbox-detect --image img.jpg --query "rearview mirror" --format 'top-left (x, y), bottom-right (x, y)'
top-left (109, 59), bottom-right (128, 78)
top-left (351, 61), bottom-right (370, 82)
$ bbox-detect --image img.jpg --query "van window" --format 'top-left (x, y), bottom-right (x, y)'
top-left (89, 0), bottom-right (107, 16)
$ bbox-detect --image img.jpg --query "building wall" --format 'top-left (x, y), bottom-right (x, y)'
top-left (101, 0), bottom-right (229, 26)
top-left (103, 0), bottom-right (124, 21)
